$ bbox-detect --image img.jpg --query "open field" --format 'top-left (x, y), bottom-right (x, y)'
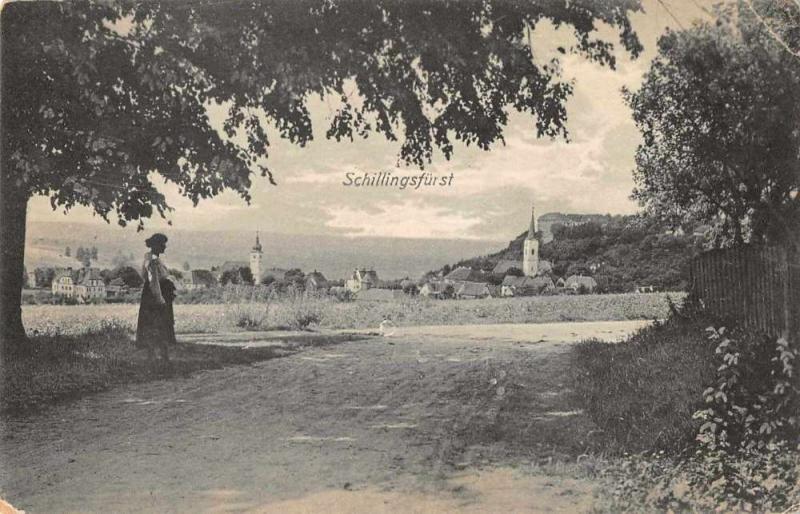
top-left (1, 321), bottom-right (648, 513)
top-left (21, 292), bottom-right (683, 335)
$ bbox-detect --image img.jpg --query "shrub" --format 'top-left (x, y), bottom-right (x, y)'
top-left (285, 293), bottom-right (325, 330)
top-left (584, 321), bottom-right (800, 512)
top-left (222, 285), bottom-right (275, 330)
top-left (687, 327), bottom-right (800, 511)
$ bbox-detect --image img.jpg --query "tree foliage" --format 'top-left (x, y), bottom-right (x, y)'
top-left (1, 0), bottom-right (644, 343)
top-left (626, 3), bottom-right (800, 248)
top-left (4, 0), bottom-right (643, 227)
top-left (103, 265), bottom-right (144, 288)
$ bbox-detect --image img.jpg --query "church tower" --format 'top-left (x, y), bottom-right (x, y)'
top-left (522, 204), bottom-right (539, 277)
top-left (250, 231), bottom-right (263, 282)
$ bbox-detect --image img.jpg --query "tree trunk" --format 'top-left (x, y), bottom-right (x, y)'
top-left (0, 175), bottom-right (28, 349)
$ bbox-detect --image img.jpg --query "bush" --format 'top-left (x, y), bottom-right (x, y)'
top-left (576, 294), bottom-right (800, 512)
top-left (688, 327), bottom-right (800, 511)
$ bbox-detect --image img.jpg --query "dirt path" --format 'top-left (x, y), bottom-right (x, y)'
top-left (1, 320), bottom-right (647, 513)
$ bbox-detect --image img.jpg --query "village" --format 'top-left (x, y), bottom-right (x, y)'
top-left (29, 206), bottom-right (601, 304)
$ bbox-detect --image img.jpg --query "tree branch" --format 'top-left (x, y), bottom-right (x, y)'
top-left (744, 0), bottom-right (800, 60)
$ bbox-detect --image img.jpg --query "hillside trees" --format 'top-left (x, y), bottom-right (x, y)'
top-left (1, 0), bottom-right (643, 346)
top-left (626, 2), bottom-right (800, 249)
top-left (103, 265), bottom-right (144, 288)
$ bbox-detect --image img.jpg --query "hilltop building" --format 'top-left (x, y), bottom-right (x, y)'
top-left (538, 212), bottom-right (613, 243)
top-left (523, 203), bottom-right (539, 278)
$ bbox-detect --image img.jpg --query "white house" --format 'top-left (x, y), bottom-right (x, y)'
top-left (345, 268), bottom-right (380, 293)
top-left (420, 281), bottom-right (450, 299)
top-left (51, 268), bottom-right (75, 297)
top-left (75, 269), bottom-right (106, 301)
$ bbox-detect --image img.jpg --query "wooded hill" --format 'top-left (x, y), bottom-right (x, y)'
top-left (438, 215), bottom-right (703, 293)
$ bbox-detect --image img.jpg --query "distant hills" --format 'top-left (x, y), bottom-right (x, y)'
top-left (24, 221), bottom-right (504, 280)
top-left (436, 214), bottom-right (703, 292)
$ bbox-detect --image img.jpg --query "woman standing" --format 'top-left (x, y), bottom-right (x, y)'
top-left (135, 233), bottom-right (176, 365)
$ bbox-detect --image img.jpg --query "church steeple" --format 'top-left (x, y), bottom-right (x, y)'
top-left (523, 202), bottom-right (539, 277)
top-left (526, 203), bottom-right (537, 240)
top-left (250, 231), bottom-right (263, 282)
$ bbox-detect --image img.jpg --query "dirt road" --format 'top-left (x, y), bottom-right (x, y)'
top-left (1, 320), bottom-right (647, 513)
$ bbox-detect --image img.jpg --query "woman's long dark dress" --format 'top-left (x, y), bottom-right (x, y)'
top-left (135, 257), bottom-right (177, 350)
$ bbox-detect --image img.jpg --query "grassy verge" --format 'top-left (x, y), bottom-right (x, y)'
top-left (571, 314), bottom-right (800, 511)
top-left (1, 321), bottom-right (361, 414)
top-left (571, 317), bottom-right (715, 455)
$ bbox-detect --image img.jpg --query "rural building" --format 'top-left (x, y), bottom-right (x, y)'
top-left (105, 278), bottom-right (129, 298)
top-left (305, 271), bottom-right (328, 291)
top-left (455, 281), bottom-right (491, 299)
top-left (565, 275), bottom-right (598, 293)
top-left (420, 281), bottom-right (450, 299)
top-left (501, 276), bottom-right (555, 297)
top-left (51, 268), bottom-right (75, 297)
top-left (184, 269), bottom-right (217, 290)
top-left (74, 269), bottom-right (106, 301)
top-left (346, 268), bottom-right (380, 293)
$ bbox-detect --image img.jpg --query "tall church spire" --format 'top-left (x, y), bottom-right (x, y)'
top-left (523, 202), bottom-right (540, 277)
top-left (526, 203), bottom-right (537, 240)
top-left (252, 231), bottom-right (262, 253)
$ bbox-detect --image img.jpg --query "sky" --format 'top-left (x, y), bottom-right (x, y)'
top-left (26, 0), bottom-right (715, 242)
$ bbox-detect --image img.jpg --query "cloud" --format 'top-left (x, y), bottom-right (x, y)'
top-left (324, 199), bottom-right (484, 239)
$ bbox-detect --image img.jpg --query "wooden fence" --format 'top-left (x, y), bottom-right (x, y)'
top-left (690, 245), bottom-right (799, 340)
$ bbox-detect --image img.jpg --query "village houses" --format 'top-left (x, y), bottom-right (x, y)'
top-left (51, 267), bottom-right (107, 301)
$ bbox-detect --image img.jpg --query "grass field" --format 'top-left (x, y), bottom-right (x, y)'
top-left (21, 292), bottom-right (684, 335)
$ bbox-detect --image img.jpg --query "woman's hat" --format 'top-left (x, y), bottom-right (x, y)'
top-left (145, 233), bottom-right (168, 248)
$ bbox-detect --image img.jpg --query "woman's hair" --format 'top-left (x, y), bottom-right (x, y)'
top-left (145, 233), bottom-right (168, 249)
